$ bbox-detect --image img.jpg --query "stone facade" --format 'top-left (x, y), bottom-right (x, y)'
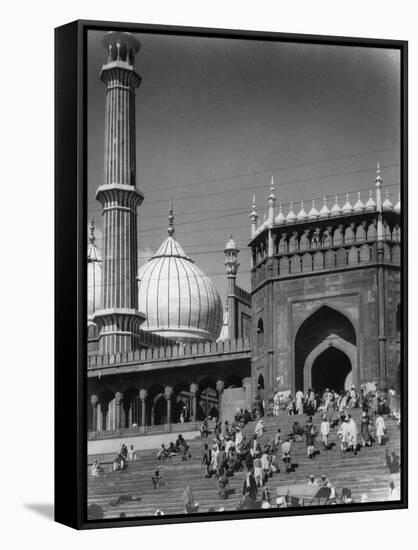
top-left (249, 193), bottom-right (401, 405)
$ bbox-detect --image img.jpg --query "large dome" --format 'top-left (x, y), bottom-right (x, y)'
top-left (137, 234), bottom-right (223, 343)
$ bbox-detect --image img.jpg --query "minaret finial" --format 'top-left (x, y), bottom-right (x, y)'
top-left (89, 218), bottom-right (95, 244)
top-left (168, 199), bottom-right (175, 237)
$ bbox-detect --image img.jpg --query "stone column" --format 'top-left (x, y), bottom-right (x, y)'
top-left (190, 383), bottom-right (198, 421)
top-left (90, 395), bottom-right (98, 432)
top-left (114, 392), bottom-right (122, 430)
top-left (139, 389), bottom-right (147, 428)
top-left (164, 386), bottom-right (173, 426)
top-left (97, 402), bottom-right (103, 432)
top-left (92, 32), bottom-right (146, 354)
top-left (216, 380), bottom-right (225, 421)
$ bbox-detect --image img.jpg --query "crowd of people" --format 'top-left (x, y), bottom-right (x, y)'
top-left (89, 384), bottom-right (401, 515)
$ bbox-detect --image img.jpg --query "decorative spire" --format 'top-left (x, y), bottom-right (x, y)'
top-left (275, 203), bottom-right (286, 225)
top-left (319, 196), bottom-right (330, 218)
top-left (383, 190), bottom-right (394, 211)
top-left (268, 176), bottom-right (276, 206)
top-left (297, 200), bottom-right (308, 221)
top-left (394, 193), bottom-right (401, 213)
top-left (286, 202), bottom-right (297, 223)
top-left (375, 162), bottom-right (383, 187)
top-left (365, 189), bottom-right (377, 211)
top-left (89, 218), bottom-right (96, 244)
top-left (342, 193), bottom-right (353, 214)
top-left (168, 200), bottom-right (175, 237)
top-left (375, 162), bottom-right (383, 212)
top-left (353, 191), bottom-right (365, 212)
top-left (308, 199), bottom-right (319, 220)
top-left (330, 195), bottom-right (342, 217)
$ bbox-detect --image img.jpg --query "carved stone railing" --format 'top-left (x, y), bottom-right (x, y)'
top-left (87, 337), bottom-right (251, 369)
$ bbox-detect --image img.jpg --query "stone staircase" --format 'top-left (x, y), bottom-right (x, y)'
top-left (87, 408), bottom-right (401, 518)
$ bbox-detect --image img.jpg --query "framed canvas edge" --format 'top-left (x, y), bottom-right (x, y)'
top-left (54, 19), bottom-right (408, 530)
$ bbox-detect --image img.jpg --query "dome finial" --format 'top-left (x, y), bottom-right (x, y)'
top-left (89, 218), bottom-right (96, 244)
top-left (168, 199), bottom-right (175, 237)
top-left (375, 161), bottom-right (383, 188)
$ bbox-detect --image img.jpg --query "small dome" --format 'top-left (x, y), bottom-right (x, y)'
top-left (308, 200), bottom-right (319, 220)
top-left (225, 235), bottom-right (238, 250)
top-left (383, 191), bottom-right (393, 211)
top-left (274, 203), bottom-right (286, 225)
top-left (353, 192), bottom-right (365, 212)
top-left (330, 196), bottom-right (342, 217)
top-left (342, 194), bottom-right (353, 214)
top-left (319, 197), bottom-right (330, 218)
top-left (297, 201), bottom-right (308, 221)
top-left (365, 190), bottom-right (376, 211)
top-left (286, 202), bottom-right (297, 223)
top-left (137, 235), bottom-right (223, 343)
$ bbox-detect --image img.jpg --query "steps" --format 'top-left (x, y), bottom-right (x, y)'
top-left (87, 408), bottom-right (401, 518)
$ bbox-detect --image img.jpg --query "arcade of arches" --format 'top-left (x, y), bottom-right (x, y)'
top-left (87, 374), bottom-right (247, 432)
top-left (295, 305), bottom-right (357, 393)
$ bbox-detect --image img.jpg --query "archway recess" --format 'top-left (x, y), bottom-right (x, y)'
top-left (309, 345), bottom-right (352, 393)
top-left (295, 305), bottom-right (357, 392)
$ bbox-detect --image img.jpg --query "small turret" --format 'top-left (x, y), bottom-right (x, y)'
top-left (250, 194), bottom-right (259, 238)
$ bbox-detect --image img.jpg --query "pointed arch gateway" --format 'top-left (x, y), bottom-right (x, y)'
top-left (294, 305), bottom-right (357, 393)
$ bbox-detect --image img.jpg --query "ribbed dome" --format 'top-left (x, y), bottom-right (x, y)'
top-left (137, 235), bottom-right (223, 343)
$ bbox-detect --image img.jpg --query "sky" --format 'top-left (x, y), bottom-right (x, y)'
top-left (87, 29), bottom-right (400, 300)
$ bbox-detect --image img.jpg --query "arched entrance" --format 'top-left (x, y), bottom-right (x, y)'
top-left (311, 347), bottom-right (352, 393)
top-left (295, 305), bottom-right (357, 393)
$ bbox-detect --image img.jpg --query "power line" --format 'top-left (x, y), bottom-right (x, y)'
top-left (87, 182), bottom-right (401, 243)
top-left (142, 147), bottom-right (400, 194)
top-left (87, 163), bottom-right (400, 208)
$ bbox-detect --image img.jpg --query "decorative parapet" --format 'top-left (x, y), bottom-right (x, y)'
top-left (249, 201), bottom-right (401, 289)
top-left (87, 337), bottom-right (251, 370)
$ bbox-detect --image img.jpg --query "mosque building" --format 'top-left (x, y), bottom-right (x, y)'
top-left (87, 31), bottom-right (401, 437)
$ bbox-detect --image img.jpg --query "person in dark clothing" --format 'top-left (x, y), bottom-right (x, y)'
top-left (218, 468), bottom-right (229, 499)
top-left (386, 450), bottom-right (400, 473)
top-left (202, 443), bottom-right (212, 478)
top-left (217, 445), bottom-right (227, 476)
top-left (242, 468), bottom-right (258, 508)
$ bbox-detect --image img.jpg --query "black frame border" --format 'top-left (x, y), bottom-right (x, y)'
top-left (54, 19), bottom-right (408, 530)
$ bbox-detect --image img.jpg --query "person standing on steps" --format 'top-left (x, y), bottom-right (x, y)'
top-left (376, 413), bottom-right (386, 445)
top-left (361, 411), bottom-right (371, 447)
top-left (242, 467), bottom-right (258, 508)
top-left (281, 437), bottom-right (292, 473)
top-left (305, 416), bottom-right (316, 459)
top-left (202, 443), bottom-right (212, 478)
top-left (337, 417), bottom-right (350, 454)
top-left (295, 389), bottom-right (304, 415)
top-left (320, 415), bottom-right (330, 450)
top-left (347, 414), bottom-right (358, 454)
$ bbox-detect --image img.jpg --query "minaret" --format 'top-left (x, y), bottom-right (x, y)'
top-left (375, 162), bottom-right (384, 240)
top-left (224, 235), bottom-right (240, 340)
top-left (268, 177), bottom-right (276, 256)
top-left (87, 218), bottom-right (102, 325)
top-left (93, 32), bottom-right (145, 354)
top-left (250, 194), bottom-right (259, 238)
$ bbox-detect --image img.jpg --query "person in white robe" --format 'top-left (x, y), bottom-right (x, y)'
top-left (375, 414), bottom-right (386, 445)
top-left (337, 419), bottom-right (350, 453)
top-left (320, 416), bottom-right (330, 449)
top-left (295, 390), bottom-right (304, 415)
top-left (347, 414), bottom-right (358, 453)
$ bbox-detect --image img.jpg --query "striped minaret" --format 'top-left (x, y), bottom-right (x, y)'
top-left (93, 32), bottom-right (145, 354)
